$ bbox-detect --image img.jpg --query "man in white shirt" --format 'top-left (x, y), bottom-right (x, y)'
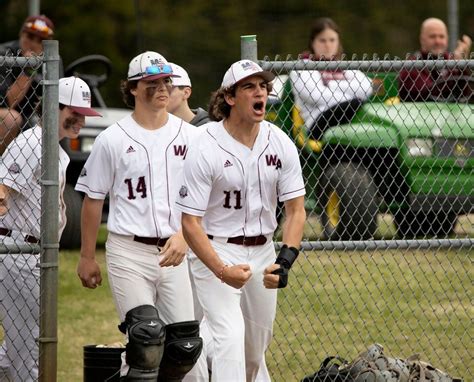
top-left (177, 59), bottom-right (306, 381)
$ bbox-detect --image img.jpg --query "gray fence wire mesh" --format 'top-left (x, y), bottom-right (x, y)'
top-left (260, 56), bottom-right (473, 381)
top-left (0, 41), bottom-right (59, 382)
top-left (0, 42), bottom-right (472, 381)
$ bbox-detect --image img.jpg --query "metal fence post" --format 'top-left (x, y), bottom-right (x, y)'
top-left (447, 0), bottom-right (459, 52)
top-left (241, 34), bottom-right (258, 62)
top-left (39, 39), bottom-right (60, 382)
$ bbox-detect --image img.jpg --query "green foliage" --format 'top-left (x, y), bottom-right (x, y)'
top-left (1, 0), bottom-right (473, 108)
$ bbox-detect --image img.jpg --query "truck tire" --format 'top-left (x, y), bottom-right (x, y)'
top-left (60, 184), bottom-right (83, 249)
top-left (394, 210), bottom-right (457, 238)
top-left (320, 163), bottom-right (378, 240)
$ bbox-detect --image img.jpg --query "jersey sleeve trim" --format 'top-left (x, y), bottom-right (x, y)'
top-left (75, 183), bottom-right (107, 199)
top-left (279, 187), bottom-right (306, 202)
top-left (175, 201), bottom-right (206, 216)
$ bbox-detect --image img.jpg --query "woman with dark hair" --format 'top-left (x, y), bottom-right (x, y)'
top-left (290, 17), bottom-right (373, 140)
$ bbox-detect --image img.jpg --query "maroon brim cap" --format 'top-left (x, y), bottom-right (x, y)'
top-left (69, 105), bottom-right (102, 117)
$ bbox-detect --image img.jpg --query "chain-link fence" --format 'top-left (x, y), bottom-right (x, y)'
top-left (0, 41), bottom-right (59, 382)
top-left (239, 39), bottom-right (474, 380)
top-left (0, 36), bottom-right (472, 381)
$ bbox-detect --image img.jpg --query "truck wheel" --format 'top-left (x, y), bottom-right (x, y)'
top-left (320, 163), bottom-right (378, 240)
top-left (60, 184), bottom-right (83, 249)
top-left (394, 210), bottom-right (457, 238)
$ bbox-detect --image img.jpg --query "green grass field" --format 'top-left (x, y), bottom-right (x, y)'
top-left (55, 244), bottom-right (473, 381)
top-left (1, 216), bottom-right (472, 381)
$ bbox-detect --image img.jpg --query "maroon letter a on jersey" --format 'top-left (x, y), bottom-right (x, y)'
top-left (266, 154), bottom-right (282, 169)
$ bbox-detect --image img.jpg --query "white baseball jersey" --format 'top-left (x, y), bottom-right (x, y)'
top-left (176, 120), bottom-right (305, 237)
top-left (75, 113), bottom-right (198, 238)
top-left (0, 125), bottom-right (69, 238)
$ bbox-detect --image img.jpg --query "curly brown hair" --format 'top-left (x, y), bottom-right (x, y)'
top-left (208, 87), bottom-right (234, 121)
top-left (120, 80), bottom-right (138, 108)
top-left (208, 81), bottom-right (273, 121)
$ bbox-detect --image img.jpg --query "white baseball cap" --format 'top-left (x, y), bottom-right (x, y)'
top-left (59, 76), bottom-right (101, 117)
top-left (221, 59), bottom-right (275, 89)
top-left (127, 51), bottom-right (177, 81)
top-left (170, 63), bottom-right (191, 87)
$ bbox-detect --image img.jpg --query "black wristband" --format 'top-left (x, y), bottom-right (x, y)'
top-left (272, 245), bottom-right (300, 288)
top-left (275, 244), bottom-right (299, 269)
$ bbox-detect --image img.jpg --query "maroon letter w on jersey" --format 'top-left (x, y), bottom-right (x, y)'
top-left (174, 145), bottom-right (187, 157)
top-left (265, 154), bottom-right (282, 169)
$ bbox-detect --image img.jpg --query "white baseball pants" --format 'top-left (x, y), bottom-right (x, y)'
top-left (106, 232), bottom-right (195, 323)
top-left (185, 238), bottom-right (277, 382)
top-left (0, 233), bottom-right (40, 382)
top-left (106, 233), bottom-right (195, 377)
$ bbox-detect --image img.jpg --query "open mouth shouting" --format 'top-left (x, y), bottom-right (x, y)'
top-left (253, 101), bottom-right (265, 116)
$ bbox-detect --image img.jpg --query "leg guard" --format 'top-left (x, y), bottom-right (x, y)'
top-left (119, 305), bottom-right (166, 381)
top-left (157, 320), bottom-right (203, 382)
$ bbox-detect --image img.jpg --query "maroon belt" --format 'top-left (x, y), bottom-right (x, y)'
top-left (133, 235), bottom-right (169, 247)
top-left (0, 227), bottom-right (40, 244)
top-left (207, 234), bottom-right (267, 246)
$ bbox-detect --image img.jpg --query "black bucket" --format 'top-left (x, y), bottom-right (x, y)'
top-left (83, 345), bottom-right (124, 382)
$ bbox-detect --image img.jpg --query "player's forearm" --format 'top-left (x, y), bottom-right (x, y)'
top-left (181, 213), bottom-right (225, 276)
top-left (282, 197), bottom-right (306, 248)
top-left (80, 196), bottom-right (104, 259)
top-left (6, 75), bottom-right (32, 108)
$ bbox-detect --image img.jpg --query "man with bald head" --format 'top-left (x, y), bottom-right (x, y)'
top-left (399, 17), bottom-right (472, 102)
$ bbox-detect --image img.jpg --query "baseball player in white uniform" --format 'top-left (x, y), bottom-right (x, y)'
top-left (75, 51), bottom-right (202, 381)
top-left (0, 77), bottom-right (100, 382)
top-left (177, 60), bottom-right (306, 381)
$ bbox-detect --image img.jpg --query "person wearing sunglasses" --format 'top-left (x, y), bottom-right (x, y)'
top-left (0, 15), bottom-right (64, 154)
top-left (75, 51), bottom-right (202, 381)
top-left (167, 63), bottom-right (210, 127)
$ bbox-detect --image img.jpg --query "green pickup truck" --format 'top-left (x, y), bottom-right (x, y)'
top-left (267, 73), bottom-right (473, 240)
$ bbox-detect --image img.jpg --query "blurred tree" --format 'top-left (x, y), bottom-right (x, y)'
top-left (0, 0), bottom-right (472, 108)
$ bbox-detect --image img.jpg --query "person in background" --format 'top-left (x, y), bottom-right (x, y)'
top-left (290, 17), bottom-right (373, 140)
top-left (399, 17), bottom-right (472, 102)
top-left (0, 76), bottom-right (100, 382)
top-left (167, 63), bottom-right (210, 126)
top-left (0, 15), bottom-right (64, 154)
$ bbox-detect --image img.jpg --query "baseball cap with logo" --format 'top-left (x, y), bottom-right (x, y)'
top-left (127, 51), bottom-right (178, 82)
top-left (170, 63), bottom-right (192, 87)
top-left (21, 15), bottom-right (55, 40)
top-left (59, 77), bottom-right (102, 117)
top-left (221, 59), bottom-right (275, 89)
